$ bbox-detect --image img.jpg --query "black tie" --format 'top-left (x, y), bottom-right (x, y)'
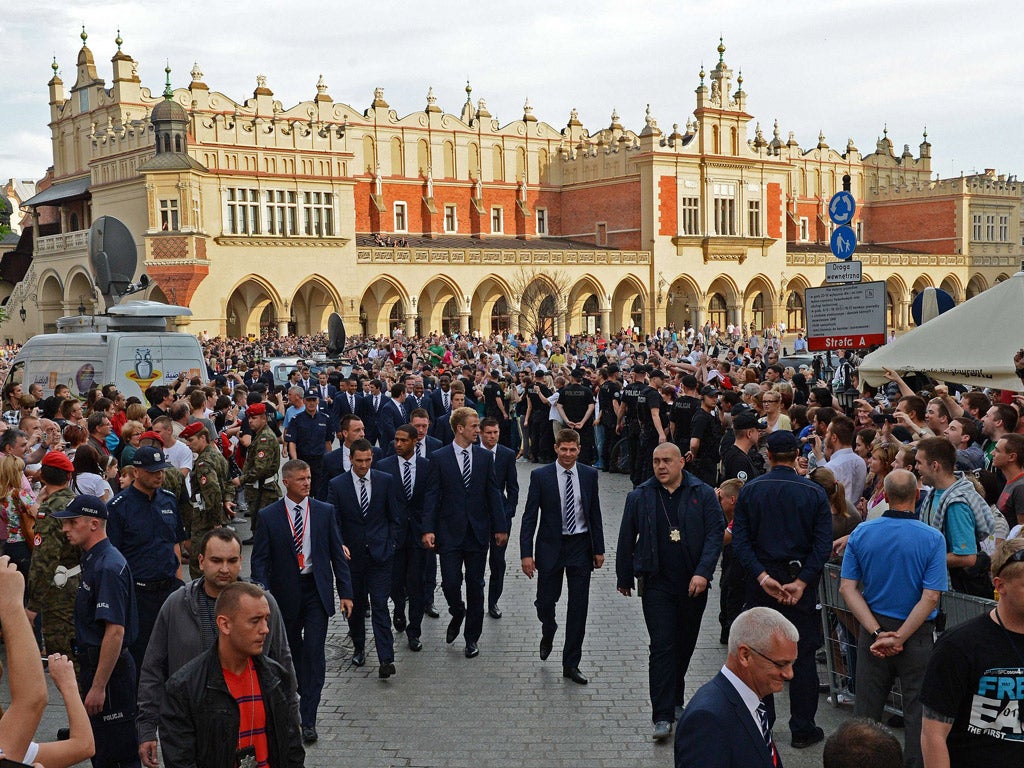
top-left (359, 477), bottom-right (369, 516)
top-left (461, 449), bottom-right (471, 488)
top-left (403, 460), bottom-right (413, 499)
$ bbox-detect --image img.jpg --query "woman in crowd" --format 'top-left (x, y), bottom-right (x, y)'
top-left (0, 455), bottom-right (36, 574)
top-left (858, 442), bottom-right (899, 520)
top-left (71, 444), bottom-right (113, 502)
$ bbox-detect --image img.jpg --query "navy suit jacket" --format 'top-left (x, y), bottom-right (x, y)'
top-left (427, 389), bottom-right (452, 425)
top-left (359, 394), bottom-right (384, 445)
top-left (674, 671), bottom-right (778, 768)
top-left (319, 445), bottom-right (383, 500)
top-left (431, 417), bottom-right (454, 446)
top-left (520, 462), bottom-right (604, 571)
top-left (381, 434), bottom-right (441, 459)
top-left (250, 498), bottom-right (354, 623)
top-left (405, 394), bottom-right (434, 423)
top-left (422, 443), bottom-right (507, 552)
top-left (325, 469), bottom-right (401, 566)
top-left (331, 391), bottom-right (364, 429)
top-left (378, 398), bottom-right (408, 451)
top-left (376, 454), bottom-right (430, 547)
top-left (488, 444), bottom-right (520, 520)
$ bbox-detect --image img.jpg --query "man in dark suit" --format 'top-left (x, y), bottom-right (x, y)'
top-left (479, 417), bottom-right (520, 619)
top-left (251, 459), bottom-right (354, 745)
top-left (409, 408), bottom-right (442, 619)
top-left (360, 380), bottom-right (385, 447)
top-left (378, 383), bottom-right (409, 452)
top-left (313, 372), bottom-right (338, 411)
top-left (427, 374), bottom-right (455, 433)
top-left (332, 377), bottom-right (363, 442)
top-left (431, 386), bottom-right (468, 446)
top-left (377, 425), bottom-right (431, 650)
top-left (321, 415), bottom-right (382, 499)
top-left (406, 378), bottom-right (434, 424)
top-left (520, 428), bottom-right (604, 685)
top-left (422, 407), bottom-right (507, 658)
top-left (404, 409), bottom-right (441, 460)
top-left (674, 607), bottom-right (798, 768)
top-left (325, 440), bottom-right (401, 678)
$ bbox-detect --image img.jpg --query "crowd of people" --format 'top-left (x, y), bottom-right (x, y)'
top-left (2, 323), bottom-right (1024, 768)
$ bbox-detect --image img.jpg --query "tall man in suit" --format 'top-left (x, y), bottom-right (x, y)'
top-left (326, 440), bottom-right (401, 678)
top-left (422, 406), bottom-right (508, 658)
top-left (321, 415), bottom-right (382, 498)
top-left (409, 408), bottom-right (442, 618)
top-left (479, 417), bottom-right (520, 619)
top-left (427, 374), bottom-right (454, 433)
top-left (332, 377), bottom-right (363, 442)
top-left (379, 383), bottom-right (409, 452)
top-left (674, 607), bottom-right (798, 768)
top-left (251, 460), bottom-right (354, 745)
top-left (360, 380), bottom-right (385, 447)
top-left (377, 424), bottom-right (431, 650)
top-left (520, 428), bottom-right (604, 685)
top-left (405, 409), bottom-right (441, 460)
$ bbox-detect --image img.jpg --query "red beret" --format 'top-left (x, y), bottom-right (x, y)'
top-left (139, 430), bottom-right (165, 447)
top-left (180, 422), bottom-right (204, 439)
top-left (41, 451), bottom-right (75, 472)
top-left (247, 402), bottom-right (267, 416)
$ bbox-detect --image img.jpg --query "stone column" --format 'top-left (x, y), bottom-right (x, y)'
top-left (599, 308), bottom-right (611, 338)
top-left (459, 311), bottom-right (471, 334)
top-left (277, 319), bottom-right (289, 336)
top-left (404, 313), bottom-right (417, 337)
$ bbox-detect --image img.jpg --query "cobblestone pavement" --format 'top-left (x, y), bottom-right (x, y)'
top-left (7, 461), bottom-right (855, 767)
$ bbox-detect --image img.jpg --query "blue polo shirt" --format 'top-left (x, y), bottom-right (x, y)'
top-left (106, 485), bottom-right (184, 581)
top-left (75, 538), bottom-right (137, 649)
top-left (841, 516), bottom-right (948, 621)
top-left (285, 408), bottom-right (330, 457)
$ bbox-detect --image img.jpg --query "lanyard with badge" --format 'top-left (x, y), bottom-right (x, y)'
top-left (657, 488), bottom-right (682, 543)
top-left (286, 499), bottom-right (311, 570)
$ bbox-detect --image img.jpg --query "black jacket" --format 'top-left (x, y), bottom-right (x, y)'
top-left (159, 644), bottom-right (304, 768)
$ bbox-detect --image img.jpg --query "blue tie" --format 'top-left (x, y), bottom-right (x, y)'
top-left (403, 460), bottom-right (413, 499)
top-left (292, 503), bottom-right (304, 556)
top-left (564, 469), bottom-right (576, 534)
top-left (461, 449), bottom-right (471, 488)
top-left (359, 477), bottom-right (369, 516)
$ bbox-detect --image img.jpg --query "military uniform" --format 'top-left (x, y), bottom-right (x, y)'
top-left (188, 445), bottom-right (235, 578)
top-left (25, 487), bottom-right (79, 660)
top-left (160, 465), bottom-right (193, 539)
top-left (241, 424), bottom-right (282, 522)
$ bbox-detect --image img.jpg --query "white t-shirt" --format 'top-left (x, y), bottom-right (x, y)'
top-left (74, 471), bottom-right (113, 500)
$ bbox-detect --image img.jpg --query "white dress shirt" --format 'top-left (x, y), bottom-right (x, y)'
top-left (556, 462), bottom-right (587, 534)
top-left (288, 497), bottom-right (313, 574)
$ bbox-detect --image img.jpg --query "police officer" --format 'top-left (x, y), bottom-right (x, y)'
top-left (719, 410), bottom-right (762, 484)
top-left (54, 494), bottom-right (140, 768)
top-left (25, 450), bottom-right (79, 661)
top-left (687, 385), bottom-right (724, 487)
top-left (285, 392), bottom-right (332, 499)
top-left (731, 429), bottom-right (833, 750)
top-left (616, 365), bottom-right (646, 484)
top-left (138, 430), bottom-right (193, 546)
top-left (107, 446), bottom-right (186, 671)
top-left (181, 423), bottom-right (235, 579)
top-left (524, 371), bottom-right (554, 463)
top-left (596, 364), bottom-right (621, 471)
top-left (634, 369), bottom-right (668, 486)
top-left (240, 402), bottom-right (282, 540)
top-left (557, 368), bottom-right (596, 465)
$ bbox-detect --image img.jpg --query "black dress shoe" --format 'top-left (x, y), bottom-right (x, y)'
top-left (563, 667), bottom-right (588, 685)
top-left (791, 727), bottom-right (825, 749)
top-left (488, 605), bottom-right (502, 619)
top-left (407, 637), bottom-right (423, 652)
top-left (539, 636), bottom-right (553, 661)
top-left (378, 662), bottom-right (396, 679)
top-left (351, 651), bottom-right (366, 667)
top-left (425, 604), bottom-right (440, 618)
top-left (446, 613), bottom-right (464, 644)
top-left (465, 642), bottom-right (479, 658)
top-left (301, 726), bottom-right (318, 745)
top-left (393, 610), bottom-right (407, 633)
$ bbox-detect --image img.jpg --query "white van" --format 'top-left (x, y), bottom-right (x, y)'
top-left (5, 301), bottom-right (206, 401)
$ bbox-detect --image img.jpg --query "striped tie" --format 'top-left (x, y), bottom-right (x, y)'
top-left (756, 701), bottom-right (777, 765)
top-left (416, 441), bottom-right (423, 459)
top-left (564, 469), bottom-right (576, 534)
top-left (403, 460), bottom-right (413, 499)
top-left (359, 477), bottom-right (369, 516)
top-left (443, 392), bottom-right (449, 411)
top-left (461, 449), bottom-right (472, 488)
top-left (292, 503), bottom-right (304, 556)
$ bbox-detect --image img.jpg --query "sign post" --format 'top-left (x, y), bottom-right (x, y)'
top-left (805, 281), bottom-right (887, 351)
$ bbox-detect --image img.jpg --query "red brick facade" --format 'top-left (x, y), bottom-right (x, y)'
top-left (862, 198), bottom-right (957, 253)
top-left (658, 176), bottom-right (678, 236)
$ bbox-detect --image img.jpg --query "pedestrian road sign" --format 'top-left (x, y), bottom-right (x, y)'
top-left (830, 225), bottom-right (857, 261)
top-left (828, 191), bottom-right (856, 226)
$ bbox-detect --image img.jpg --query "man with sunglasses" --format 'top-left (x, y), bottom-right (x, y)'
top-left (839, 469), bottom-right (947, 768)
top-left (921, 538), bottom-right (1024, 767)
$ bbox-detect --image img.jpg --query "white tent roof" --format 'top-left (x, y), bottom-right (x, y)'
top-left (859, 272), bottom-right (1024, 392)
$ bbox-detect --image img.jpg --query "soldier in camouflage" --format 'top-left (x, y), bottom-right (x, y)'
top-left (25, 451), bottom-right (80, 662)
top-left (181, 423), bottom-right (236, 579)
top-left (240, 402), bottom-right (281, 545)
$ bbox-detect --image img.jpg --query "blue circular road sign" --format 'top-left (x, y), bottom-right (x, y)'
top-left (828, 191), bottom-right (856, 226)
top-left (830, 225), bottom-right (857, 261)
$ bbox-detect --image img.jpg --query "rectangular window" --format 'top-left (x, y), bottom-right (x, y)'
top-left (394, 201), bottom-right (408, 233)
top-left (1000, 215), bottom-right (1009, 242)
top-left (596, 222), bottom-right (608, 246)
top-left (535, 208), bottom-right (547, 235)
top-left (302, 191), bottom-right (334, 236)
top-left (159, 199), bottom-right (179, 231)
top-left (680, 197), bottom-right (700, 235)
top-left (973, 214), bottom-right (983, 241)
top-left (855, 221), bottom-right (863, 241)
top-left (747, 200), bottom-right (761, 237)
top-left (444, 204), bottom-right (457, 233)
top-left (491, 207), bottom-right (503, 234)
top-left (265, 190), bottom-right (298, 236)
top-left (799, 217), bottom-right (810, 242)
top-left (226, 188), bottom-right (260, 235)
top-left (713, 183), bottom-right (736, 236)
top-left (986, 215), bottom-right (996, 241)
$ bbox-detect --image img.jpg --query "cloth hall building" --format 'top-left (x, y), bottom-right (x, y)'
top-left (5, 31), bottom-right (1022, 342)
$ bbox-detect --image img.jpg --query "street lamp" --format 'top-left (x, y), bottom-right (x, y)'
top-left (19, 306), bottom-right (26, 322)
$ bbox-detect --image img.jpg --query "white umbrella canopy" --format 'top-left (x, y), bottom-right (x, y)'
top-left (859, 272), bottom-right (1024, 392)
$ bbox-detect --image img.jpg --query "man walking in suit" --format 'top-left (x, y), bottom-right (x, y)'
top-left (360, 380), bottom-right (385, 447)
top-left (379, 383), bottom-right (408, 451)
top-left (326, 440), bottom-right (401, 678)
top-left (377, 425), bottom-right (431, 650)
top-left (675, 607), bottom-right (797, 768)
top-left (617, 442), bottom-right (725, 740)
top-left (520, 428), bottom-right (604, 685)
top-left (479, 417), bottom-right (520, 618)
top-left (422, 407), bottom-right (508, 658)
top-left (332, 377), bottom-right (363, 443)
top-left (409, 408), bottom-right (442, 619)
top-left (251, 460), bottom-right (354, 745)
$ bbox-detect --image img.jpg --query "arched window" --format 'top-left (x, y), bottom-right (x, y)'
top-left (389, 300), bottom-right (405, 332)
top-left (390, 137), bottom-right (404, 176)
top-left (490, 297), bottom-right (510, 334)
top-left (468, 143), bottom-right (480, 176)
top-left (174, 135), bottom-right (182, 153)
top-left (442, 297), bottom-right (460, 335)
top-left (417, 140), bottom-right (429, 176)
top-left (629, 296), bottom-right (643, 333)
top-left (708, 293), bottom-right (727, 329)
top-left (751, 293), bottom-right (765, 332)
top-left (443, 141), bottom-right (455, 179)
top-left (362, 136), bottom-right (376, 173)
top-left (786, 292), bottom-right (804, 331)
top-left (492, 145), bottom-right (504, 181)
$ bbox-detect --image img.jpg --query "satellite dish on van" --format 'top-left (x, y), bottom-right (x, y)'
top-left (88, 216), bottom-right (140, 305)
top-left (327, 312), bottom-right (346, 355)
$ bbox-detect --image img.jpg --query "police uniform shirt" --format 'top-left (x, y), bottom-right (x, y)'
top-left (482, 381), bottom-right (504, 419)
top-left (618, 381), bottom-right (644, 422)
top-left (636, 385), bottom-right (662, 427)
top-left (76, 538), bottom-right (137, 649)
top-left (670, 395), bottom-right (701, 447)
top-left (598, 381), bottom-right (621, 425)
top-left (559, 383), bottom-right (594, 424)
top-left (527, 384), bottom-right (552, 417)
top-left (107, 486), bottom-right (184, 582)
top-left (689, 408), bottom-right (724, 470)
top-left (285, 409), bottom-right (331, 457)
top-left (719, 443), bottom-right (760, 483)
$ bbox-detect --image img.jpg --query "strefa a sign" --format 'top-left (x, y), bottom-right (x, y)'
top-left (805, 281), bottom-right (886, 351)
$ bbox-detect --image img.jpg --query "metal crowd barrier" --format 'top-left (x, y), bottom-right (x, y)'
top-left (818, 563), bottom-right (995, 716)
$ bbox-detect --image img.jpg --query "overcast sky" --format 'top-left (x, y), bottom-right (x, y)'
top-left (2, 0), bottom-right (1022, 184)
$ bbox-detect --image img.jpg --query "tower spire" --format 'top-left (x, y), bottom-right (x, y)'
top-left (163, 62), bottom-right (173, 100)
